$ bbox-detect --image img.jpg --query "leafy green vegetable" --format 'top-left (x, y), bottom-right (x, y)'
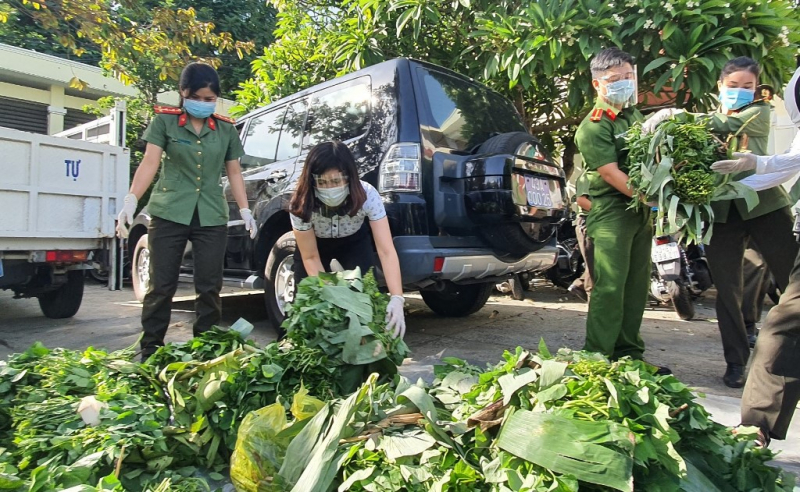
top-left (626, 114), bottom-right (760, 244)
top-left (0, 270), bottom-right (406, 491)
top-left (252, 345), bottom-right (794, 491)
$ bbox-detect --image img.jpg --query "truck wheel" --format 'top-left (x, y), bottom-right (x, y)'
top-left (667, 280), bottom-right (695, 321)
top-left (132, 234), bottom-right (151, 302)
top-left (420, 281), bottom-right (493, 317)
top-left (264, 232), bottom-right (296, 332)
top-left (38, 270), bottom-right (84, 319)
top-left (476, 132), bottom-right (557, 256)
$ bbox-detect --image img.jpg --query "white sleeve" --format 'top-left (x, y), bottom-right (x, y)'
top-left (739, 169), bottom-right (800, 192)
top-left (756, 152), bottom-right (800, 176)
top-left (290, 212), bottom-right (312, 231)
top-left (361, 182), bottom-right (387, 221)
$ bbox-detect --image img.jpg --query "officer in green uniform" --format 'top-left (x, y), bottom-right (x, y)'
top-left (575, 48), bottom-right (666, 371)
top-left (711, 64), bottom-right (800, 446)
top-left (649, 57), bottom-right (799, 387)
top-left (116, 63), bottom-right (257, 360)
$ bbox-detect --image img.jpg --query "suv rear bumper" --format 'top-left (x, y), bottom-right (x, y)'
top-left (394, 236), bottom-right (558, 287)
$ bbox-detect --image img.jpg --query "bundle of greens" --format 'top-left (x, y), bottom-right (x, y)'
top-left (626, 114), bottom-right (759, 244)
top-left (0, 270), bottom-right (406, 491)
top-left (239, 342), bottom-right (794, 491)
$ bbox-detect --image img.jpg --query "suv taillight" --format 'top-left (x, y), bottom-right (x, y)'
top-left (379, 143), bottom-right (420, 192)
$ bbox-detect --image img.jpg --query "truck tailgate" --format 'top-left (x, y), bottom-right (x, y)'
top-left (0, 127), bottom-right (130, 251)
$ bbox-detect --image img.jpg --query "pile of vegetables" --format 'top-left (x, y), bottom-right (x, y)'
top-left (626, 114), bottom-right (759, 244)
top-left (231, 342), bottom-right (795, 491)
top-left (0, 270), bottom-right (407, 491)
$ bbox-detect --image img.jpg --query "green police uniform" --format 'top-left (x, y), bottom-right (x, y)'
top-left (142, 107), bottom-right (244, 226)
top-left (575, 98), bottom-right (650, 360)
top-left (704, 94), bottom-right (799, 378)
top-left (139, 106), bottom-right (245, 356)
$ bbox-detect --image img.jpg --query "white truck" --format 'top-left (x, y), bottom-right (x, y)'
top-left (0, 104), bottom-right (129, 318)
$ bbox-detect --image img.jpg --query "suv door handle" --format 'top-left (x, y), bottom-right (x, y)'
top-left (268, 170), bottom-right (287, 180)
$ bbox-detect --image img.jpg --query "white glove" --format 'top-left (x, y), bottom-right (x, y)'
top-left (385, 295), bottom-right (406, 339)
top-left (641, 108), bottom-right (684, 134)
top-left (710, 152), bottom-right (757, 175)
top-left (240, 208), bottom-right (257, 239)
top-left (329, 258), bottom-right (344, 272)
top-left (116, 193), bottom-right (137, 239)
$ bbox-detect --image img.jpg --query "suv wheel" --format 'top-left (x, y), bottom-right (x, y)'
top-left (132, 234), bottom-right (150, 302)
top-left (264, 231), bottom-right (296, 331)
top-left (477, 132), bottom-right (557, 256)
top-left (420, 281), bottom-right (494, 317)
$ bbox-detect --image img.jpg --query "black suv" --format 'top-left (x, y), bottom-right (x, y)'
top-left (129, 58), bottom-right (567, 327)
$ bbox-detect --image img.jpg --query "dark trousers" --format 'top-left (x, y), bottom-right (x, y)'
top-left (705, 207), bottom-right (798, 367)
top-left (741, 247), bottom-right (800, 440)
top-left (571, 214), bottom-right (594, 293)
top-left (141, 210), bottom-right (227, 355)
top-left (293, 224), bottom-right (375, 285)
top-left (742, 245), bottom-right (770, 335)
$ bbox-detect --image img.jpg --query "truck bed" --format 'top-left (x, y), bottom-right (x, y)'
top-left (0, 126), bottom-right (130, 251)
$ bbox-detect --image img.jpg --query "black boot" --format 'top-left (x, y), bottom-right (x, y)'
top-left (723, 363), bottom-right (746, 388)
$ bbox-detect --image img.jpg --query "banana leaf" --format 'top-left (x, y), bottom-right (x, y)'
top-left (496, 410), bottom-right (635, 492)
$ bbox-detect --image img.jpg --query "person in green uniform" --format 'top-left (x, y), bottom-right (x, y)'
top-left (116, 62), bottom-right (257, 360)
top-left (711, 64), bottom-right (800, 446)
top-left (646, 57), bottom-right (798, 388)
top-left (568, 169), bottom-right (593, 302)
top-left (575, 48), bottom-right (668, 373)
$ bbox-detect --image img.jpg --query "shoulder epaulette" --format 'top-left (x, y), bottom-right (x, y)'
top-left (154, 105), bottom-right (183, 115)
top-left (212, 113), bottom-right (236, 124)
top-left (589, 108), bottom-right (616, 122)
top-left (755, 84), bottom-right (774, 103)
top-left (737, 84), bottom-right (775, 112)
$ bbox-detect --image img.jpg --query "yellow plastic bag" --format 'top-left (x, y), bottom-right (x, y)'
top-left (290, 384), bottom-right (325, 421)
top-left (230, 403), bottom-right (288, 492)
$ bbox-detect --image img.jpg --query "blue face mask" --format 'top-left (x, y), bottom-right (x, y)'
top-left (718, 88), bottom-right (755, 111)
top-left (604, 79), bottom-right (636, 106)
top-left (183, 99), bottom-right (216, 119)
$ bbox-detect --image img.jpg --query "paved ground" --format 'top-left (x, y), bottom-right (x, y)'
top-left (0, 278), bottom-right (797, 480)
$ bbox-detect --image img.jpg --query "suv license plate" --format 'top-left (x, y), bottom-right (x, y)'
top-left (652, 243), bottom-right (681, 263)
top-left (515, 176), bottom-right (562, 209)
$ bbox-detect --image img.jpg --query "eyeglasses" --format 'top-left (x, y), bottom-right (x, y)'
top-left (313, 173), bottom-right (348, 188)
top-left (599, 71), bottom-right (636, 83)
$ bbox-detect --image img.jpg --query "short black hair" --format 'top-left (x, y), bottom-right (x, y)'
top-left (719, 56), bottom-right (760, 83)
top-left (178, 62), bottom-right (221, 99)
top-left (590, 48), bottom-right (635, 79)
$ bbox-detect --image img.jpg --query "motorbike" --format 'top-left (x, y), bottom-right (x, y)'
top-left (496, 214), bottom-right (584, 300)
top-left (649, 234), bottom-right (713, 320)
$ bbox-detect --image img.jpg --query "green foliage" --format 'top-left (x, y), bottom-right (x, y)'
top-left (0, 1), bottom-right (101, 64)
top-left (3, 0), bottom-right (257, 104)
top-left (240, 346), bottom-right (794, 491)
top-left (626, 115), bottom-right (759, 244)
top-left (234, 0), bottom-right (800, 173)
top-left (0, 270), bottom-right (405, 491)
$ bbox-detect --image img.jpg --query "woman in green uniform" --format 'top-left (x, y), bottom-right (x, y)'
top-left (116, 62), bottom-right (257, 360)
top-left (647, 57), bottom-right (798, 388)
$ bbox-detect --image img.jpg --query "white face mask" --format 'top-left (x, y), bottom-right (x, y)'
top-left (315, 184), bottom-right (349, 207)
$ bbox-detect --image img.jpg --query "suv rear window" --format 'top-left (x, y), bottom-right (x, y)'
top-left (416, 68), bottom-right (526, 152)
top-left (305, 78), bottom-right (371, 149)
